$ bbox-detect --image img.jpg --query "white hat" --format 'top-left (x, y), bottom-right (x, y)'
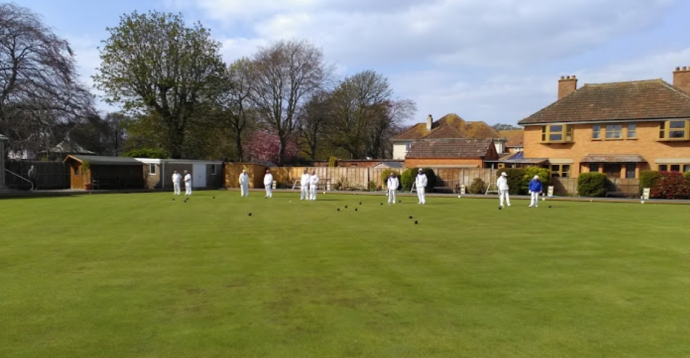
top-left (501, 172), bottom-right (507, 176)
top-left (418, 168), bottom-right (423, 171)
top-left (533, 175), bottom-right (540, 180)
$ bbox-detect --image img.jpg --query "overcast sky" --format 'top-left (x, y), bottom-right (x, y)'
top-left (17, 0), bottom-right (690, 126)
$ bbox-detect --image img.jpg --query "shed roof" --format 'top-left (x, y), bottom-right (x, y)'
top-left (64, 155), bottom-right (142, 166)
top-left (519, 79), bottom-right (690, 125)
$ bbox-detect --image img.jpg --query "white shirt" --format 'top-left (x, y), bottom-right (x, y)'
top-left (300, 173), bottom-right (310, 185)
top-left (387, 176), bottom-right (399, 190)
top-left (239, 173), bottom-right (249, 185)
top-left (497, 176), bottom-right (509, 191)
top-left (309, 174), bottom-right (319, 186)
top-left (263, 173), bottom-right (273, 186)
top-left (172, 173), bottom-right (181, 184)
top-left (184, 173), bottom-right (192, 186)
top-left (415, 173), bottom-right (427, 188)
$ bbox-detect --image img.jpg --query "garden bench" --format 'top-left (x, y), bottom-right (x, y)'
top-left (433, 179), bottom-right (460, 193)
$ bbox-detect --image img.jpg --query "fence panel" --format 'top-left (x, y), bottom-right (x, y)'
top-left (4, 160), bottom-right (69, 189)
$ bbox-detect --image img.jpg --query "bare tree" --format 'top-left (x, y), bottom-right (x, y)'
top-left (214, 58), bottom-right (256, 161)
top-left (249, 39), bottom-right (328, 165)
top-left (93, 11), bottom-right (225, 159)
top-left (325, 70), bottom-right (414, 159)
top-left (297, 91), bottom-right (331, 160)
top-left (0, 3), bottom-right (94, 154)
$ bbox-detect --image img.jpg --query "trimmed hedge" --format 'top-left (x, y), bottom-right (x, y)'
top-left (468, 178), bottom-right (486, 194)
top-left (497, 168), bottom-right (525, 195)
top-left (401, 168), bottom-right (436, 191)
top-left (380, 169), bottom-right (400, 189)
top-left (639, 170), bottom-right (661, 195)
top-left (521, 167), bottom-right (551, 195)
top-left (577, 172), bottom-right (608, 197)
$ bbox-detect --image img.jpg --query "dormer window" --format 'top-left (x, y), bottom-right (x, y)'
top-left (541, 124), bottom-right (573, 143)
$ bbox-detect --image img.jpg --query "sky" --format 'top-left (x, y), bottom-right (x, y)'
top-left (16, 0), bottom-right (690, 126)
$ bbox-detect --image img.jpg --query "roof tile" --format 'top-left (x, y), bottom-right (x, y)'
top-left (406, 138), bottom-right (494, 158)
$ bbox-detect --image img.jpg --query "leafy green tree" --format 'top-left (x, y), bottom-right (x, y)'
top-left (93, 11), bottom-right (225, 159)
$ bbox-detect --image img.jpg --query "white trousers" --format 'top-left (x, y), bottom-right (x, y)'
top-left (173, 182), bottom-right (181, 195)
top-left (301, 184), bottom-right (309, 200)
top-left (241, 184), bottom-right (249, 197)
top-left (417, 187), bottom-right (425, 204)
top-left (499, 189), bottom-right (510, 207)
top-left (388, 189), bottom-right (396, 204)
top-left (265, 185), bottom-right (272, 197)
top-left (530, 191), bottom-right (540, 207)
top-left (310, 186), bottom-right (317, 200)
top-left (185, 183), bottom-right (192, 195)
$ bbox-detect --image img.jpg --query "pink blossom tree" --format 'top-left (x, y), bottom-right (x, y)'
top-left (245, 130), bottom-right (300, 164)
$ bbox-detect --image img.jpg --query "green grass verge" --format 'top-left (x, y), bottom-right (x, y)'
top-left (1, 191), bottom-right (689, 357)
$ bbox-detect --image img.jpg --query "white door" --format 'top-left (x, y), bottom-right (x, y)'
top-left (193, 164), bottom-right (207, 188)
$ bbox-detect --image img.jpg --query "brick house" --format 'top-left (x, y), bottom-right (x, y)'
top-left (518, 67), bottom-right (690, 179)
top-left (405, 138), bottom-right (499, 168)
top-left (392, 113), bottom-right (504, 159)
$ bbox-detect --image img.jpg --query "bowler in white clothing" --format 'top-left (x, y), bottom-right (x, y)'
top-left (172, 170), bottom-right (182, 195)
top-left (497, 172), bottom-right (511, 207)
top-left (415, 168), bottom-right (428, 204)
top-left (263, 169), bottom-right (273, 198)
top-left (308, 171), bottom-right (319, 200)
top-left (386, 172), bottom-right (399, 204)
top-left (239, 169), bottom-right (249, 197)
top-left (300, 169), bottom-right (310, 200)
top-left (183, 170), bottom-right (192, 195)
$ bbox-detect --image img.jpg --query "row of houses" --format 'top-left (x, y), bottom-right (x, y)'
top-left (392, 66), bottom-right (690, 179)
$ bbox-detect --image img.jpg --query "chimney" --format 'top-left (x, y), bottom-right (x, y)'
top-left (673, 66), bottom-right (690, 95)
top-left (558, 75), bottom-right (578, 100)
top-left (426, 114), bottom-right (433, 131)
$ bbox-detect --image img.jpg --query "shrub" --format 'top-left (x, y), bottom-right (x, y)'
top-left (468, 178), bottom-right (486, 194)
top-left (577, 172), bottom-right (608, 197)
top-left (521, 167), bottom-right (551, 195)
top-left (367, 181), bottom-right (379, 191)
top-left (639, 170), bottom-right (661, 195)
top-left (685, 171), bottom-right (690, 183)
top-left (400, 168), bottom-right (436, 191)
top-left (497, 168), bottom-right (525, 195)
top-left (380, 169), bottom-right (400, 188)
top-left (651, 171), bottom-right (690, 199)
top-left (328, 156), bottom-right (338, 167)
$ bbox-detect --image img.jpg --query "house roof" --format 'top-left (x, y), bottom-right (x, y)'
top-left (392, 113), bottom-right (500, 141)
top-left (499, 129), bottom-right (524, 147)
top-left (581, 154), bottom-right (647, 163)
top-left (406, 138), bottom-right (494, 158)
top-left (486, 151), bottom-right (548, 164)
top-left (518, 79), bottom-right (690, 125)
top-left (43, 137), bottom-right (94, 154)
top-left (64, 155), bottom-right (142, 166)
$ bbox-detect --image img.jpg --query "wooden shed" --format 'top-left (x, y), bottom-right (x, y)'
top-left (63, 155), bottom-right (145, 190)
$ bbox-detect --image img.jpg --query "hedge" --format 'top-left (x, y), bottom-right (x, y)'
top-left (497, 168), bottom-right (525, 195)
top-left (401, 168), bottom-right (436, 191)
top-left (380, 169), bottom-right (400, 189)
top-left (521, 167), bottom-right (551, 195)
top-left (639, 170), bottom-right (661, 195)
top-left (577, 172), bottom-right (608, 197)
top-left (651, 171), bottom-right (690, 199)
top-left (468, 178), bottom-right (486, 194)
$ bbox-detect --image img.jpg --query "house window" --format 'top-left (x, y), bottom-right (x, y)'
top-left (551, 164), bottom-right (570, 178)
top-left (589, 163), bottom-right (599, 173)
top-left (659, 164), bottom-right (684, 172)
top-left (592, 125), bottom-right (601, 139)
top-left (685, 165), bottom-right (690, 172)
top-left (604, 164), bottom-right (622, 178)
top-left (627, 124), bottom-right (636, 138)
top-left (542, 125), bottom-right (574, 143)
top-left (605, 124), bottom-right (623, 139)
top-left (74, 167), bottom-right (79, 176)
top-left (659, 120), bottom-right (690, 140)
top-left (149, 164), bottom-right (156, 175)
top-left (405, 143), bottom-right (412, 152)
top-left (211, 164), bottom-right (217, 175)
top-left (625, 163), bottom-right (636, 178)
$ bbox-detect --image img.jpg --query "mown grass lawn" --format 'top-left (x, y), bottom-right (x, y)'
top-left (1, 191), bottom-right (689, 357)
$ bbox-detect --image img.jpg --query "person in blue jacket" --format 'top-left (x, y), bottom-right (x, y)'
top-left (528, 175), bottom-right (543, 207)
